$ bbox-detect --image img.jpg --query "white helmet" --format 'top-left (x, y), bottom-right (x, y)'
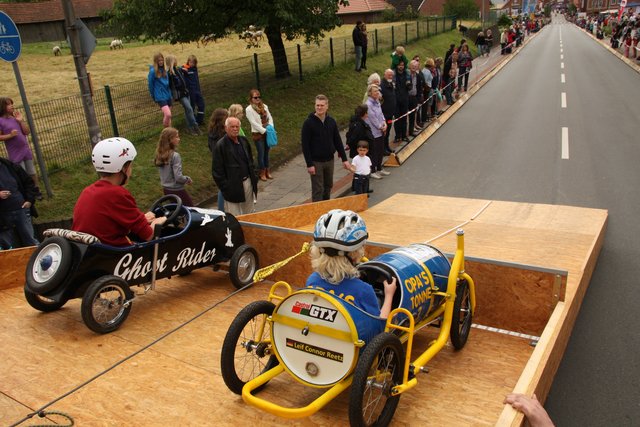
top-left (92, 137), bottom-right (137, 173)
top-left (313, 209), bottom-right (368, 252)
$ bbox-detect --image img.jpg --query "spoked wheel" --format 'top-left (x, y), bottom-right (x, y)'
top-left (220, 300), bottom-right (278, 394)
top-left (24, 288), bottom-right (67, 312)
top-left (349, 333), bottom-right (404, 427)
top-left (450, 279), bottom-right (472, 350)
top-left (229, 244), bottom-right (259, 289)
top-left (81, 275), bottom-right (132, 334)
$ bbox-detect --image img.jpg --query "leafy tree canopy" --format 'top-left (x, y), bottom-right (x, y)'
top-left (102, 0), bottom-right (348, 46)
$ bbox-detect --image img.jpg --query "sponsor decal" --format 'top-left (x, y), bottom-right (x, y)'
top-left (113, 242), bottom-right (217, 281)
top-left (291, 301), bottom-right (337, 322)
top-left (285, 338), bottom-right (344, 362)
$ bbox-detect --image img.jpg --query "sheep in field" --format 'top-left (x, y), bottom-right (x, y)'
top-left (110, 39), bottom-right (123, 50)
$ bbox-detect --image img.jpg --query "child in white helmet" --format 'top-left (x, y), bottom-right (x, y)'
top-left (306, 209), bottom-right (396, 318)
top-left (72, 137), bottom-right (166, 246)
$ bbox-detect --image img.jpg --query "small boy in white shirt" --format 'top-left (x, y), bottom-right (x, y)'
top-left (351, 140), bottom-right (373, 195)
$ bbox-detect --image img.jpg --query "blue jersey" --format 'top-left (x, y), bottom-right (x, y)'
top-left (306, 272), bottom-right (381, 317)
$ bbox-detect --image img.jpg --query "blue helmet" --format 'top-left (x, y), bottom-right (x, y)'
top-left (313, 209), bottom-right (368, 252)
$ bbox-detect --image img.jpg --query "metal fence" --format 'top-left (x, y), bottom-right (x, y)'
top-left (1, 17), bottom-right (457, 174)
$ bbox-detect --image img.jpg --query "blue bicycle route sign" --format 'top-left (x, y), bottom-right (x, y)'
top-left (0, 11), bottom-right (22, 62)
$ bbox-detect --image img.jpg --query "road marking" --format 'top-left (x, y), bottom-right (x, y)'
top-left (560, 47), bottom-right (563, 53)
top-left (561, 73), bottom-right (565, 83)
top-left (561, 62), bottom-right (564, 69)
top-left (561, 54), bottom-right (564, 59)
top-left (562, 127), bottom-right (569, 159)
top-left (561, 92), bottom-right (567, 108)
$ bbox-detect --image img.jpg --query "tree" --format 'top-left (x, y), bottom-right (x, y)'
top-left (443, 0), bottom-right (479, 20)
top-left (102, 0), bottom-right (348, 78)
top-left (497, 13), bottom-right (513, 28)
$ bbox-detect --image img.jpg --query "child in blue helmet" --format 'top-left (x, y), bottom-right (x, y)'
top-left (306, 209), bottom-right (396, 318)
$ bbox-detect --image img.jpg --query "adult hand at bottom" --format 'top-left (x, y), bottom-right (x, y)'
top-left (504, 393), bottom-right (554, 427)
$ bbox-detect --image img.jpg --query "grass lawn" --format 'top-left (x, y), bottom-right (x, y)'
top-left (5, 26), bottom-right (466, 224)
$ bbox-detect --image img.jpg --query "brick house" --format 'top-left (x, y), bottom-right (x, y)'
top-left (0, 0), bottom-right (114, 43)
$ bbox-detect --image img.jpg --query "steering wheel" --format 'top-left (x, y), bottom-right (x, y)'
top-left (149, 194), bottom-right (183, 225)
top-left (358, 264), bottom-right (393, 284)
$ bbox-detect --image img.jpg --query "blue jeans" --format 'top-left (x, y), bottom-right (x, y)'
top-left (178, 96), bottom-right (197, 128)
top-left (254, 136), bottom-right (270, 169)
top-left (0, 208), bottom-right (39, 248)
top-left (354, 46), bottom-right (362, 70)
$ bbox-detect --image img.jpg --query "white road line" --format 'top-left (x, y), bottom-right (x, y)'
top-left (561, 54), bottom-right (564, 59)
top-left (561, 62), bottom-right (564, 69)
top-left (562, 127), bottom-right (569, 159)
top-left (561, 92), bottom-right (567, 108)
top-left (561, 73), bottom-right (565, 83)
top-left (560, 48), bottom-right (563, 53)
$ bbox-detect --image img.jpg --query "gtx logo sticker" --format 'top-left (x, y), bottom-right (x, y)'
top-left (292, 301), bottom-right (337, 322)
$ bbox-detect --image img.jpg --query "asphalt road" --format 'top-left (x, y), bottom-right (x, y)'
top-left (368, 16), bottom-right (640, 426)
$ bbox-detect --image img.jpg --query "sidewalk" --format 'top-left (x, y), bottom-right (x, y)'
top-left (201, 37), bottom-right (527, 214)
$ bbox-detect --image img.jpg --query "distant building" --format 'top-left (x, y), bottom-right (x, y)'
top-left (338, 0), bottom-right (395, 24)
top-left (0, 0), bottom-right (115, 43)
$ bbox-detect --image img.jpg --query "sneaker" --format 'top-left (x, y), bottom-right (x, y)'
top-left (370, 172), bottom-right (382, 179)
top-left (379, 169), bottom-right (391, 176)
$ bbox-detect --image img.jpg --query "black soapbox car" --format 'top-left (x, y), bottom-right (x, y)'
top-left (23, 195), bottom-right (259, 334)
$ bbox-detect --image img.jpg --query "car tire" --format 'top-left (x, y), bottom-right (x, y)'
top-left (220, 300), bottom-right (278, 394)
top-left (81, 275), bottom-right (132, 334)
top-left (229, 244), bottom-right (259, 289)
top-left (349, 332), bottom-right (404, 427)
top-left (450, 279), bottom-right (472, 350)
top-left (24, 288), bottom-right (67, 312)
top-left (25, 237), bottom-right (73, 294)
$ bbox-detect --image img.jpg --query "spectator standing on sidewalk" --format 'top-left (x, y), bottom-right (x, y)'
top-left (207, 108), bottom-right (229, 210)
top-left (346, 104), bottom-right (374, 159)
top-left (0, 97), bottom-right (42, 200)
top-left (301, 95), bottom-right (350, 202)
top-left (0, 156), bottom-right (39, 249)
top-left (485, 29), bottom-right (493, 54)
top-left (363, 72), bottom-right (381, 103)
top-left (457, 44), bottom-right (473, 93)
top-left (379, 69), bottom-right (396, 155)
top-left (350, 141), bottom-right (372, 195)
top-left (394, 61), bottom-right (411, 143)
top-left (182, 55), bottom-right (205, 127)
top-left (365, 85), bottom-right (389, 180)
top-left (353, 21), bottom-right (364, 72)
top-left (475, 31), bottom-right (487, 57)
top-left (212, 117), bottom-right (258, 216)
top-left (228, 104), bottom-right (246, 137)
top-left (407, 60), bottom-right (424, 136)
top-left (421, 58), bottom-right (434, 124)
top-left (500, 29), bottom-right (508, 55)
top-left (442, 51), bottom-right (457, 105)
top-left (245, 89), bottom-right (274, 181)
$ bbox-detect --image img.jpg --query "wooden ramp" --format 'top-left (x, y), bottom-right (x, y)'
top-left (0, 194), bottom-right (607, 426)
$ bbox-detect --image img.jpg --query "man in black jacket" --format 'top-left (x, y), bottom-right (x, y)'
top-left (301, 95), bottom-right (350, 202)
top-left (394, 61), bottom-right (411, 143)
top-left (212, 117), bottom-right (258, 215)
top-left (380, 68), bottom-right (396, 155)
top-left (352, 21), bottom-right (364, 72)
top-left (0, 157), bottom-right (39, 249)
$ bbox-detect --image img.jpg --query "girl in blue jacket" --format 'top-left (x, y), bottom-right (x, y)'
top-left (148, 52), bottom-right (172, 128)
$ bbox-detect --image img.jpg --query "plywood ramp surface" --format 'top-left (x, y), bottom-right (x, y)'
top-left (0, 194), bottom-right (607, 426)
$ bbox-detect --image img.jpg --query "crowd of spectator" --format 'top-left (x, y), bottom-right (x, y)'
top-left (575, 11), bottom-right (639, 60)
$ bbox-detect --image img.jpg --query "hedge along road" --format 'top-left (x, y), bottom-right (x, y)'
top-left (365, 15), bottom-right (640, 426)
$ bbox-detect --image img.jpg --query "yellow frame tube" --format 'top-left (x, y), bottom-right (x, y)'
top-left (242, 366), bottom-right (353, 418)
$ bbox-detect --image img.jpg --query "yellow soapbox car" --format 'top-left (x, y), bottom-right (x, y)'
top-left (220, 230), bottom-right (476, 426)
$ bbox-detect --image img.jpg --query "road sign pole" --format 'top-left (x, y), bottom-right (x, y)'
top-left (12, 62), bottom-right (53, 197)
top-left (61, 0), bottom-right (102, 148)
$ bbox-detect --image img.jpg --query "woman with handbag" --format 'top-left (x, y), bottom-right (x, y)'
top-left (245, 89), bottom-right (275, 181)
